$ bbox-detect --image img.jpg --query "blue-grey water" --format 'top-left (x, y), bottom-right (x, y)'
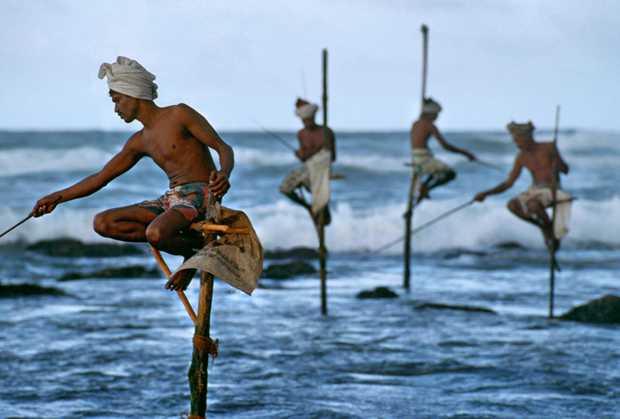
top-left (1, 129), bottom-right (619, 418)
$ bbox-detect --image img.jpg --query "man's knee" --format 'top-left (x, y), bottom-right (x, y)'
top-left (93, 211), bottom-right (114, 237)
top-left (526, 199), bottom-right (542, 214)
top-left (507, 199), bottom-right (521, 214)
top-left (145, 224), bottom-right (168, 248)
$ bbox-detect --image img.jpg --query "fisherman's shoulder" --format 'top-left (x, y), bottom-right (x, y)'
top-left (125, 130), bottom-right (147, 151)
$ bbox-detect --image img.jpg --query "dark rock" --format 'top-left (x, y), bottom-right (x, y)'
top-left (59, 266), bottom-right (161, 281)
top-left (494, 241), bottom-right (527, 250)
top-left (27, 238), bottom-right (144, 257)
top-left (356, 287), bottom-right (399, 299)
top-left (416, 302), bottom-right (496, 314)
top-left (0, 282), bottom-right (67, 298)
top-left (264, 247), bottom-right (319, 260)
top-left (560, 294), bottom-right (620, 324)
top-left (261, 261), bottom-right (317, 279)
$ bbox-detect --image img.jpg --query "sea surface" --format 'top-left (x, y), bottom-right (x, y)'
top-left (1, 129), bottom-right (619, 418)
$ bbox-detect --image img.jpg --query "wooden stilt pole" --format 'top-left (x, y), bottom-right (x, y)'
top-left (549, 105), bottom-right (560, 319)
top-left (188, 192), bottom-right (218, 418)
top-left (319, 48), bottom-right (329, 316)
top-left (404, 24), bottom-right (429, 292)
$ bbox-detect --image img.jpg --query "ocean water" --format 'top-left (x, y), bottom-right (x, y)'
top-left (1, 129), bottom-right (619, 418)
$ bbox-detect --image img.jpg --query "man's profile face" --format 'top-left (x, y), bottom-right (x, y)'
top-left (110, 91), bottom-right (139, 123)
top-left (302, 117), bottom-right (316, 128)
top-left (513, 135), bottom-right (534, 151)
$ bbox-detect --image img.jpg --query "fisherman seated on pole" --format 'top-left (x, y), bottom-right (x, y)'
top-left (474, 121), bottom-right (571, 251)
top-left (279, 98), bottom-right (335, 224)
top-left (410, 98), bottom-right (476, 203)
top-left (30, 56), bottom-right (234, 291)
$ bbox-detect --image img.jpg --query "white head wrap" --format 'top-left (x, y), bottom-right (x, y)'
top-left (98, 56), bottom-right (158, 100)
top-left (295, 103), bottom-right (319, 120)
top-left (507, 121), bottom-right (535, 138)
top-left (421, 98), bottom-right (442, 114)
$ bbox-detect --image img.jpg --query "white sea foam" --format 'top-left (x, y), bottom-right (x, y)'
top-left (3, 197), bottom-right (617, 253)
top-left (0, 147), bottom-right (115, 177)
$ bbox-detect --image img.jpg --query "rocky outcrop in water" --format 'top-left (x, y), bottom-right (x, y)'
top-left (356, 287), bottom-right (399, 299)
top-left (27, 238), bottom-right (144, 257)
top-left (560, 294), bottom-right (620, 323)
top-left (59, 266), bottom-right (161, 281)
top-left (416, 302), bottom-right (495, 314)
top-left (0, 281), bottom-right (67, 298)
top-left (261, 261), bottom-right (317, 279)
top-left (264, 247), bottom-right (319, 260)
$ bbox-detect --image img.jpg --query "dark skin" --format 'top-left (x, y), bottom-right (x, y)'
top-left (31, 91), bottom-right (234, 291)
top-left (411, 112), bottom-right (475, 202)
top-left (282, 116), bottom-right (336, 214)
top-left (474, 135), bottom-right (569, 245)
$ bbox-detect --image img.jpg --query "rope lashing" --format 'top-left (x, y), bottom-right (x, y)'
top-left (193, 334), bottom-right (219, 360)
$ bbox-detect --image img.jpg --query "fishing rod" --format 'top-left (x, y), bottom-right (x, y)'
top-left (249, 116), bottom-right (296, 151)
top-left (0, 196), bottom-right (62, 239)
top-left (376, 199), bottom-right (475, 253)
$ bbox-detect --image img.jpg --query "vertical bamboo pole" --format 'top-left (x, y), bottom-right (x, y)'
top-left (188, 193), bottom-right (217, 417)
top-left (319, 48), bottom-right (328, 316)
top-left (404, 24), bottom-right (429, 292)
top-left (549, 105), bottom-right (560, 319)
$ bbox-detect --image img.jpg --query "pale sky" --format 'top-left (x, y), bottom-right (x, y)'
top-left (1, 0), bottom-right (619, 132)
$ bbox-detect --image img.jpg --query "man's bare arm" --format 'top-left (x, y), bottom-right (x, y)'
top-left (553, 145), bottom-right (569, 174)
top-left (177, 104), bottom-right (234, 197)
top-left (474, 157), bottom-right (523, 202)
top-left (31, 137), bottom-right (145, 216)
top-left (431, 125), bottom-right (475, 161)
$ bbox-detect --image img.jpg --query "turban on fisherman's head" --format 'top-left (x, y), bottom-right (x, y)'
top-left (98, 56), bottom-right (158, 100)
top-left (507, 121), bottom-right (535, 138)
top-left (421, 98), bottom-right (442, 114)
top-left (295, 97), bottom-right (319, 120)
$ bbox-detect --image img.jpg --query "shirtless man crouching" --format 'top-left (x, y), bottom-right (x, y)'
top-left (474, 121), bottom-right (570, 249)
top-left (31, 56), bottom-right (234, 291)
top-left (279, 98), bottom-right (335, 224)
top-left (411, 98), bottom-right (476, 203)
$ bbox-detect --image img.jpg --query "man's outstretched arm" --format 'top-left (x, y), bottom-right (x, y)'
top-left (177, 104), bottom-right (234, 198)
top-left (432, 125), bottom-right (476, 161)
top-left (31, 137), bottom-right (145, 217)
top-left (474, 158), bottom-right (522, 202)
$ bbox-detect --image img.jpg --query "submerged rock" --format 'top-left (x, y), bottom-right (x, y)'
top-left (264, 247), bottom-right (319, 260)
top-left (59, 266), bottom-right (161, 281)
top-left (261, 261), bottom-right (317, 279)
top-left (0, 281), bottom-right (67, 298)
top-left (27, 238), bottom-right (144, 257)
top-left (356, 287), bottom-right (399, 299)
top-left (416, 302), bottom-right (496, 314)
top-left (494, 241), bottom-right (527, 250)
top-left (560, 294), bottom-right (620, 324)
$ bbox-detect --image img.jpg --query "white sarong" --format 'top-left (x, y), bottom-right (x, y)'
top-left (515, 184), bottom-right (572, 239)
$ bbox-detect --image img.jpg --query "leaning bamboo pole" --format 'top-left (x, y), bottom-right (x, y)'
top-left (548, 105), bottom-right (560, 319)
top-left (319, 48), bottom-right (329, 316)
top-left (404, 24), bottom-right (428, 292)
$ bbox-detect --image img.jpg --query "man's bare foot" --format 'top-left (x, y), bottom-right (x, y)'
top-left (541, 224), bottom-right (559, 252)
top-left (165, 268), bottom-right (197, 291)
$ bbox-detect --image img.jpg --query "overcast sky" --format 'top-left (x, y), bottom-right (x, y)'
top-left (1, 0), bottom-right (619, 132)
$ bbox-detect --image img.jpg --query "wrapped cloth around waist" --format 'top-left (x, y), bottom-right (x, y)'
top-left (411, 148), bottom-right (452, 178)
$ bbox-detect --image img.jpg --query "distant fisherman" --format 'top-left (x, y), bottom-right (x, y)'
top-left (31, 56), bottom-right (234, 291)
top-left (410, 98), bottom-right (476, 203)
top-left (279, 98), bottom-right (335, 224)
top-left (474, 121), bottom-right (571, 250)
